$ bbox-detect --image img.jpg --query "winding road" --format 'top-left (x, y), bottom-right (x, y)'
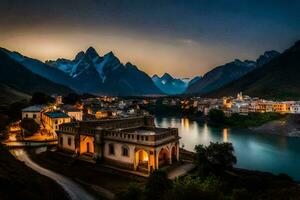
top-left (10, 149), bottom-right (96, 200)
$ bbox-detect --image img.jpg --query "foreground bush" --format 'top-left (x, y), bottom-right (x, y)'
top-left (195, 142), bottom-right (237, 176)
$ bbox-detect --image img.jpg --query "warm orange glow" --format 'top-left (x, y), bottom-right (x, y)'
top-left (80, 136), bottom-right (94, 154)
top-left (181, 118), bottom-right (190, 129)
top-left (223, 128), bottom-right (228, 142)
top-left (8, 134), bottom-right (17, 142)
top-left (142, 151), bottom-right (148, 161)
top-left (96, 111), bottom-right (108, 119)
top-left (0, 26), bottom-right (231, 77)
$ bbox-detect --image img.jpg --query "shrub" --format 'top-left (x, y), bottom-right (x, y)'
top-left (118, 183), bottom-right (143, 200)
top-left (144, 170), bottom-right (172, 200)
top-left (20, 118), bottom-right (39, 137)
top-left (194, 142), bottom-right (237, 176)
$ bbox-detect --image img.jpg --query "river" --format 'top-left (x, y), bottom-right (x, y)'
top-left (155, 117), bottom-right (300, 181)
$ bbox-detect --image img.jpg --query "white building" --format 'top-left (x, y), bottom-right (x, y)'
top-left (21, 105), bottom-right (48, 124)
top-left (57, 116), bottom-right (180, 174)
top-left (290, 103), bottom-right (300, 114)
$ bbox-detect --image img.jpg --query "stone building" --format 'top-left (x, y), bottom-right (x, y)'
top-left (56, 116), bottom-right (180, 173)
top-left (42, 111), bottom-right (71, 134)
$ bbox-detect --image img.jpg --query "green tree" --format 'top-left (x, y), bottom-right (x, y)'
top-left (144, 170), bottom-right (172, 200)
top-left (63, 93), bottom-right (81, 105)
top-left (194, 144), bottom-right (211, 177)
top-left (164, 176), bottom-right (223, 200)
top-left (208, 109), bottom-right (225, 124)
top-left (30, 92), bottom-right (54, 105)
top-left (20, 118), bottom-right (39, 137)
top-left (0, 114), bottom-right (10, 131)
top-left (195, 142), bottom-right (237, 175)
top-left (8, 100), bottom-right (29, 121)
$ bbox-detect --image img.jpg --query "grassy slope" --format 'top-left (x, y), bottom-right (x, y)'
top-left (0, 146), bottom-right (68, 200)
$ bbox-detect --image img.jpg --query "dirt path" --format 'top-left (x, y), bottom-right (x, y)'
top-left (10, 149), bottom-right (97, 200)
top-left (168, 163), bottom-right (196, 180)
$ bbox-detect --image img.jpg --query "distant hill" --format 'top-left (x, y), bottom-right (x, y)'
top-left (1, 48), bottom-right (82, 93)
top-left (0, 82), bottom-right (31, 105)
top-left (208, 40), bottom-right (300, 100)
top-left (186, 51), bottom-right (279, 95)
top-left (0, 50), bottom-right (73, 100)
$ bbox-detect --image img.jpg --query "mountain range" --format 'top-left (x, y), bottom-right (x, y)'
top-left (152, 73), bottom-right (201, 95)
top-left (207, 41), bottom-right (300, 99)
top-left (1, 41), bottom-right (298, 102)
top-left (186, 50), bottom-right (280, 94)
top-left (45, 47), bottom-right (162, 96)
top-left (1, 47), bottom-right (163, 96)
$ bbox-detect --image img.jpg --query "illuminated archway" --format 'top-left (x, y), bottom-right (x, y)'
top-left (79, 135), bottom-right (94, 154)
top-left (135, 149), bottom-right (149, 172)
top-left (158, 148), bottom-right (170, 167)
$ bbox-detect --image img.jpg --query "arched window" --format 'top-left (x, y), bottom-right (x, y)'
top-left (122, 146), bottom-right (129, 157)
top-left (68, 137), bottom-right (72, 146)
top-left (109, 143), bottom-right (115, 155)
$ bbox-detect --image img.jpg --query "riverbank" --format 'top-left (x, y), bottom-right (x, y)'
top-left (0, 146), bottom-right (68, 200)
top-left (151, 107), bottom-right (286, 129)
top-left (180, 148), bottom-right (300, 199)
top-left (250, 114), bottom-right (300, 137)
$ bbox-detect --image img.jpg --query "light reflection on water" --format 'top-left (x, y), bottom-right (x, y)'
top-left (155, 117), bottom-right (300, 181)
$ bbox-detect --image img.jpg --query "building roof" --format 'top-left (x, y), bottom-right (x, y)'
top-left (22, 105), bottom-right (46, 112)
top-left (44, 111), bottom-right (70, 119)
top-left (60, 105), bottom-right (81, 112)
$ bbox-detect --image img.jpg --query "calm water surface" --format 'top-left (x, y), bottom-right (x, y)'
top-left (155, 117), bottom-right (300, 181)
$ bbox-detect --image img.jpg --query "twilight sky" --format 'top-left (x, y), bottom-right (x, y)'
top-left (0, 0), bottom-right (299, 78)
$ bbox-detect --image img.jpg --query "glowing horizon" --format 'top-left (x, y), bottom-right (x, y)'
top-left (1, 1), bottom-right (299, 78)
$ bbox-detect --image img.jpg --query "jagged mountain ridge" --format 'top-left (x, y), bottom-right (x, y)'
top-left (152, 73), bottom-right (201, 95)
top-left (208, 40), bottom-right (300, 99)
top-left (0, 49), bottom-right (73, 100)
top-left (46, 47), bottom-right (162, 96)
top-left (0, 48), bottom-right (84, 93)
top-left (186, 50), bottom-right (280, 94)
